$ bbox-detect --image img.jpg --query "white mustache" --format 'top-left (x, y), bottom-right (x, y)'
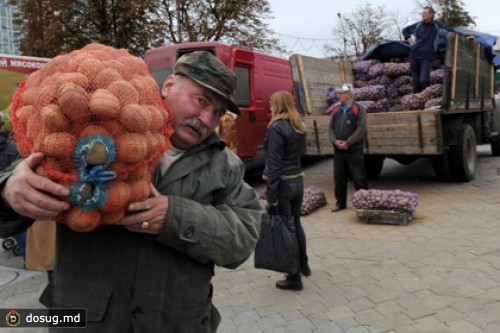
top-left (184, 118), bottom-right (208, 137)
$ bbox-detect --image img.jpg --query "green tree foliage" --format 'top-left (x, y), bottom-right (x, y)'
top-left (11, 0), bottom-right (282, 57)
top-left (153, 0), bottom-right (282, 53)
top-left (418, 0), bottom-right (475, 27)
top-left (9, 0), bottom-right (164, 57)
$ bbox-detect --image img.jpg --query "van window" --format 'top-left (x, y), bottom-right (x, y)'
top-left (150, 67), bottom-right (173, 88)
top-left (235, 65), bottom-right (250, 107)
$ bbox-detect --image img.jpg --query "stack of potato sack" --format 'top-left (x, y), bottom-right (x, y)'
top-left (10, 43), bottom-right (173, 232)
top-left (351, 56), bottom-right (445, 112)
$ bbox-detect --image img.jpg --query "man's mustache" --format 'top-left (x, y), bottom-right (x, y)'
top-left (184, 118), bottom-right (208, 137)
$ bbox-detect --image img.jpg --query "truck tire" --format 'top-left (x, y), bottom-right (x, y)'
top-left (431, 153), bottom-right (452, 182)
top-left (491, 139), bottom-right (500, 157)
top-left (449, 124), bottom-right (476, 182)
top-left (364, 155), bottom-right (384, 180)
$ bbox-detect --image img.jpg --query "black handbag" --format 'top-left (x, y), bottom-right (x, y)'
top-left (254, 211), bottom-right (299, 275)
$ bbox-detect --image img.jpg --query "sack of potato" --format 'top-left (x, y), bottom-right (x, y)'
top-left (9, 43), bottom-right (173, 232)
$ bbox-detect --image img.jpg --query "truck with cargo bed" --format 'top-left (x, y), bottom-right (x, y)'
top-left (290, 33), bottom-right (500, 182)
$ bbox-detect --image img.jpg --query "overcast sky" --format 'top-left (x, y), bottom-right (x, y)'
top-left (266, 0), bottom-right (499, 57)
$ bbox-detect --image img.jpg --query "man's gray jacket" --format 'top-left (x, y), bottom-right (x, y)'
top-left (0, 133), bottom-right (262, 332)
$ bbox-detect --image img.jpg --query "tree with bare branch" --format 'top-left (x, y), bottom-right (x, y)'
top-left (324, 3), bottom-right (385, 60)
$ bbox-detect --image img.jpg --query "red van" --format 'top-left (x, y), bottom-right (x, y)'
top-left (144, 42), bottom-right (293, 169)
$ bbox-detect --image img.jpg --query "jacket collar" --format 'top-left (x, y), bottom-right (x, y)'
top-left (154, 132), bottom-right (226, 191)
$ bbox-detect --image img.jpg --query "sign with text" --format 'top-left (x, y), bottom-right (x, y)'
top-left (1, 309), bottom-right (86, 328)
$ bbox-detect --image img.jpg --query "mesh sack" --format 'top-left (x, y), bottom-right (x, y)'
top-left (421, 84), bottom-right (443, 100)
top-left (259, 186), bottom-right (327, 216)
top-left (352, 60), bottom-right (379, 74)
top-left (326, 86), bottom-right (339, 106)
top-left (385, 62), bottom-right (411, 76)
top-left (401, 92), bottom-right (426, 110)
top-left (9, 43), bottom-right (173, 232)
top-left (353, 85), bottom-right (386, 101)
top-left (425, 97), bottom-right (442, 108)
top-left (367, 63), bottom-right (385, 79)
top-left (430, 69), bottom-right (445, 84)
top-left (375, 99), bottom-right (390, 112)
top-left (393, 75), bottom-right (412, 87)
top-left (357, 101), bottom-right (378, 113)
top-left (354, 80), bottom-right (370, 88)
top-left (352, 189), bottom-right (418, 216)
top-left (398, 84), bottom-right (414, 96)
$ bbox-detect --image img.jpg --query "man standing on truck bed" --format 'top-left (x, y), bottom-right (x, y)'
top-left (403, 6), bottom-right (452, 93)
top-left (329, 84), bottom-right (368, 212)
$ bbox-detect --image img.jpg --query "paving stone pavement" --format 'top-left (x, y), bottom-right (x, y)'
top-left (1, 145), bottom-right (499, 332)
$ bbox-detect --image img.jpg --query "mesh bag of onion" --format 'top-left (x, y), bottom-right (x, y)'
top-left (352, 189), bottom-right (418, 216)
top-left (9, 43), bottom-right (173, 232)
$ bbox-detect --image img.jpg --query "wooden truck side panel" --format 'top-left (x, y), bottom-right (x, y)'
top-left (290, 33), bottom-right (494, 157)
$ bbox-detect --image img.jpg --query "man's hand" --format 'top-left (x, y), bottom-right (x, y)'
top-left (335, 140), bottom-right (348, 151)
top-left (407, 37), bottom-right (414, 45)
top-left (121, 184), bottom-right (168, 235)
top-left (1, 153), bottom-right (71, 220)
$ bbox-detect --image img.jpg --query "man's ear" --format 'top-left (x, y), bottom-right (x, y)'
top-left (161, 75), bottom-right (175, 99)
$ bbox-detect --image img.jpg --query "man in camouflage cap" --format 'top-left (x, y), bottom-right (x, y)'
top-left (0, 48), bottom-right (261, 332)
top-left (174, 51), bottom-right (240, 115)
top-left (161, 51), bottom-right (240, 149)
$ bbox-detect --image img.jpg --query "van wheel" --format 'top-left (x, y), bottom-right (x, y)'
top-left (449, 124), bottom-right (476, 182)
top-left (364, 155), bottom-right (384, 180)
top-left (2, 238), bottom-right (15, 251)
top-left (13, 245), bottom-right (22, 257)
top-left (431, 152), bottom-right (452, 182)
top-left (491, 139), bottom-right (500, 156)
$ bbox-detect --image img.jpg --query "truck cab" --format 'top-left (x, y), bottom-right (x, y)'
top-left (144, 42), bottom-right (293, 169)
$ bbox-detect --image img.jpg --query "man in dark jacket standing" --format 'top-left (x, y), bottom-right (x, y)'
top-left (403, 6), bottom-right (452, 93)
top-left (329, 84), bottom-right (368, 212)
top-left (0, 52), bottom-right (262, 332)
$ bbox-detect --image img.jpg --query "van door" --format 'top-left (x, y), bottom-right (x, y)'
top-left (231, 49), bottom-right (256, 161)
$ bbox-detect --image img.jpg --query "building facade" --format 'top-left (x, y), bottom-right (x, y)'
top-left (0, 1), bottom-right (18, 55)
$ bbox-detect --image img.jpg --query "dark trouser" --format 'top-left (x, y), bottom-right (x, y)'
top-left (277, 177), bottom-right (307, 278)
top-left (410, 56), bottom-right (432, 93)
top-left (334, 151), bottom-right (369, 207)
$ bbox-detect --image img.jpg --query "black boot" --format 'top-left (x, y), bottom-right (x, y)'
top-left (300, 263), bottom-right (311, 277)
top-left (276, 274), bottom-right (303, 291)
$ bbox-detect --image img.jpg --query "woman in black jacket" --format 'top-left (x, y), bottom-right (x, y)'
top-left (263, 91), bottom-right (310, 291)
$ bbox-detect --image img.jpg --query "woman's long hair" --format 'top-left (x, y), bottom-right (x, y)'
top-left (268, 91), bottom-right (306, 133)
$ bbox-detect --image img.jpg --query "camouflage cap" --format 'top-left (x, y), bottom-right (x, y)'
top-left (174, 51), bottom-right (240, 115)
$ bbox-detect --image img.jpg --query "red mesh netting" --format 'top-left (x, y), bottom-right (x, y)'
top-left (9, 43), bottom-right (173, 232)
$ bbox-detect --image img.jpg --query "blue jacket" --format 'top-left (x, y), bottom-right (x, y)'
top-left (402, 19), bottom-right (452, 58)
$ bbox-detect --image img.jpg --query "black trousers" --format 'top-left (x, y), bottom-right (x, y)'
top-left (334, 152), bottom-right (368, 207)
top-left (277, 177), bottom-right (307, 277)
top-left (410, 55), bottom-right (432, 93)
